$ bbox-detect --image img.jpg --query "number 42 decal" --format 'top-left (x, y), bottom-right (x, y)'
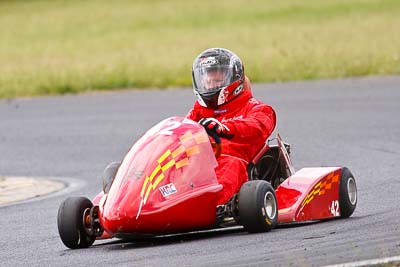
top-left (329, 200), bottom-right (340, 216)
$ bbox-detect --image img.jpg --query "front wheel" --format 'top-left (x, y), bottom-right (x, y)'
top-left (57, 197), bottom-right (96, 249)
top-left (339, 167), bottom-right (357, 218)
top-left (238, 180), bottom-right (278, 233)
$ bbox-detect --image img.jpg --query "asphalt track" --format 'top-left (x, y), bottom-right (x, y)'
top-left (0, 76), bottom-right (399, 267)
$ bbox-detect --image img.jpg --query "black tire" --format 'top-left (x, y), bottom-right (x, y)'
top-left (102, 162), bottom-right (120, 193)
top-left (57, 197), bottom-right (95, 249)
top-left (238, 180), bottom-right (278, 233)
top-left (339, 167), bottom-right (357, 218)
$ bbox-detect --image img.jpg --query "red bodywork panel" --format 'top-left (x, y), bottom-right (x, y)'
top-left (276, 167), bottom-right (342, 223)
top-left (91, 117), bottom-right (345, 239)
top-left (95, 117), bottom-right (222, 237)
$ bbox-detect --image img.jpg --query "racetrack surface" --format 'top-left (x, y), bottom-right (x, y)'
top-left (1, 76), bottom-right (399, 266)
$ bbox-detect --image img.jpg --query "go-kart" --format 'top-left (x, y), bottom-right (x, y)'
top-left (57, 117), bottom-right (357, 249)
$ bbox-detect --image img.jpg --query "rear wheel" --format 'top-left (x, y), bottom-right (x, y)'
top-left (57, 197), bottom-right (95, 249)
top-left (339, 167), bottom-right (357, 218)
top-left (238, 180), bottom-right (278, 233)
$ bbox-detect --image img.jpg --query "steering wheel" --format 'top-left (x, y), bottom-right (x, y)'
top-left (207, 130), bottom-right (222, 158)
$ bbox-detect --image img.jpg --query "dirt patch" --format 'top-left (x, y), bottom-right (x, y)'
top-left (0, 176), bottom-right (65, 206)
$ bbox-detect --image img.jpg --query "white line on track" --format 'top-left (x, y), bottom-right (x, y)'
top-left (324, 255), bottom-right (400, 267)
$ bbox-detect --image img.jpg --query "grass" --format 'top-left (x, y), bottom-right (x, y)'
top-left (0, 0), bottom-right (399, 98)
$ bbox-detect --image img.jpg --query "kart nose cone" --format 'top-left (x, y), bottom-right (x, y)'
top-left (99, 186), bottom-right (143, 234)
top-left (99, 183), bottom-right (223, 235)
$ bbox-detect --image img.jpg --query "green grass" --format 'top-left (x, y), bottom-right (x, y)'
top-left (0, 0), bottom-right (399, 98)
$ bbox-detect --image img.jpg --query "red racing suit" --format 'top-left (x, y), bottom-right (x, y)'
top-left (186, 77), bottom-right (276, 205)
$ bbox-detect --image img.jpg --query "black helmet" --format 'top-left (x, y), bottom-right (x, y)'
top-left (192, 48), bottom-right (245, 109)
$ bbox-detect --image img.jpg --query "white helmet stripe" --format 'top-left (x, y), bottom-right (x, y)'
top-left (194, 89), bottom-right (207, 107)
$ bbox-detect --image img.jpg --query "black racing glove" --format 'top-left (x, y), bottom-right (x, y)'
top-left (199, 117), bottom-right (234, 139)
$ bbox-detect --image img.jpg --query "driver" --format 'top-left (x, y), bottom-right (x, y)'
top-left (187, 48), bottom-right (277, 205)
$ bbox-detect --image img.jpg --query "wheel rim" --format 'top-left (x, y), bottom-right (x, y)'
top-left (264, 191), bottom-right (277, 219)
top-left (347, 177), bottom-right (357, 205)
top-left (83, 208), bottom-right (93, 236)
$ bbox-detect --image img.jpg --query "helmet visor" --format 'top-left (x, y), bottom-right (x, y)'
top-left (193, 65), bottom-right (234, 95)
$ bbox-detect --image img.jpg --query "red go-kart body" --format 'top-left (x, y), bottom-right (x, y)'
top-left (97, 117), bottom-right (223, 236)
top-left (57, 116), bottom-right (357, 249)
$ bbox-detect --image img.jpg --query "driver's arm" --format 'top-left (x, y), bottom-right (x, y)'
top-left (223, 103), bottom-right (276, 143)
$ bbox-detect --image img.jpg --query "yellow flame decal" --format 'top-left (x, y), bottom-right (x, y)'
top-left (301, 172), bottom-right (340, 208)
top-left (138, 130), bottom-right (209, 207)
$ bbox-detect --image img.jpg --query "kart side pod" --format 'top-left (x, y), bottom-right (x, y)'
top-left (276, 166), bottom-right (357, 223)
